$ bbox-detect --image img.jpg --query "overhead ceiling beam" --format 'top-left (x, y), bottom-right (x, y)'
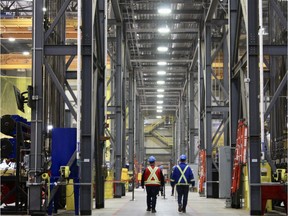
top-left (0, 54), bottom-right (77, 70)
top-left (124, 9), bottom-right (203, 15)
top-left (124, 18), bottom-right (199, 24)
top-left (130, 47), bottom-right (192, 52)
top-left (0, 18), bottom-right (78, 27)
top-left (0, 32), bottom-right (77, 39)
top-left (137, 87), bottom-right (182, 90)
top-left (131, 59), bottom-right (191, 63)
top-left (130, 54), bottom-right (191, 59)
top-left (134, 39), bottom-right (194, 43)
top-left (126, 28), bottom-right (198, 33)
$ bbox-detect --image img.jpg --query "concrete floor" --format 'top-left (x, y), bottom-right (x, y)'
top-left (54, 186), bottom-right (285, 216)
top-left (1, 186), bottom-right (286, 215)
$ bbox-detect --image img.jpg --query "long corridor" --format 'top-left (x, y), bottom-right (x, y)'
top-left (53, 186), bottom-right (285, 216)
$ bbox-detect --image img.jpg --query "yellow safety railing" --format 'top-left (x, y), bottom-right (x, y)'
top-left (152, 130), bottom-right (173, 146)
top-left (144, 118), bottom-right (165, 133)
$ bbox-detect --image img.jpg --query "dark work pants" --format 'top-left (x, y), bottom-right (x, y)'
top-left (176, 185), bottom-right (189, 210)
top-left (145, 186), bottom-right (160, 210)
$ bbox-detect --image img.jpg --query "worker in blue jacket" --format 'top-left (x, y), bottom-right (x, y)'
top-left (171, 154), bottom-right (195, 213)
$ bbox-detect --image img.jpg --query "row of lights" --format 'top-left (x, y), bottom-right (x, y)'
top-left (155, 6), bottom-right (172, 117)
top-left (8, 38), bottom-right (30, 56)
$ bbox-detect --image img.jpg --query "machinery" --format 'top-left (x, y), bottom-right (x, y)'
top-left (0, 115), bottom-right (31, 214)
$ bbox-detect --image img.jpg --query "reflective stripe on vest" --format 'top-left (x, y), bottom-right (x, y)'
top-left (176, 165), bottom-right (189, 185)
top-left (144, 166), bottom-right (160, 185)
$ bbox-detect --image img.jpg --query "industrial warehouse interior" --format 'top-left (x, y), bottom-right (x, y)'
top-left (0, 0), bottom-right (287, 215)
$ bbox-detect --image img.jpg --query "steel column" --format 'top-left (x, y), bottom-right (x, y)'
top-left (198, 24), bottom-right (205, 151)
top-left (229, 0), bottom-right (241, 150)
top-left (80, 0), bottom-right (93, 214)
top-left (180, 97), bottom-right (186, 154)
top-left (114, 25), bottom-right (123, 198)
top-left (188, 70), bottom-right (196, 163)
top-left (223, 27), bottom-right (229, 147)
top-left (204, 22), bottom-right (213, 198)
top-left (94, 0), bottom-right (106, 209)
top-left (28, 0), bottom-right (44, 214)
top-left (128, 70), bottom-right (135, 176)
top-left (247, 0), bottom-right (261, 214)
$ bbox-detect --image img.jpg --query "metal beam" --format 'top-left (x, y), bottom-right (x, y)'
top-left (125, 9), bottom-right (203, 15)
top-left (204, 22), bottom-right (214, 198)
top-left (44, 0), bottom-right (72, 41)
top-left (205, 0), bottom-right (219, 22)
top-left (94, 0), bottom-right (106, 209)
top-left (264, 72), bottom-right (287, 120)
top-left (44, 45), bottom-right (77, 55)
top-left (45, 60), bottom-right (77, 118)
top-left (80, 0), bottom-right (93, 214)
top-left (247, 0), bottom-right (261, 214)
top-left (126, 28), bottom-right (198, 33)
top-left (114, 25), bottom-right (123, 198)
top-left (111, 0), bottom-right (122, 22)
top-left (28, 0), bottom-right (44, 214)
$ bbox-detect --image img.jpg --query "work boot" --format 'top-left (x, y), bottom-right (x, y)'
top-left (182, 208), bottom-right (186, 213)
top-left (178, 204), bottom-right (182, 212)
top-left (146, 208), bottom-right (151, 211)
top-left (152, 209), bottom-right (156, 213)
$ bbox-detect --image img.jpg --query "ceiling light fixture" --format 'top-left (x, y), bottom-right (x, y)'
top-left (158, 27), bottom-right (170, 33)
top-left (157, 46), bottom-right (168, 52)
top-left (156, 116), bottom-right (162, 119)
top-left (8, 38), bottom-right (15, 42)
top-left (157, 61), bottom-right (167, 66)
top-left (157, 71), bottom-right (166, 75)
top-left (157, 94), bottom-right (164, 98)
top-left (157, 89), bottom-right (165, 92)
top-left (158, 8), bottom-right (171, 15)
top-left (157, 106), bottom-right (163, 109)
top-left (157, 80), bottom-right (165, 85)
top-left (157, 110), bottom-right (163, 113)
top-left (22, 51), bottom-right (30, 56)
top-left (157, 100), bottom-right (163, 104)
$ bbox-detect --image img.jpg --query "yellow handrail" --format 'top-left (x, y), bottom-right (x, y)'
top-left (152, 130), bottom-right (173, 146)
top-left (144, 118), bottom-right (165, 133)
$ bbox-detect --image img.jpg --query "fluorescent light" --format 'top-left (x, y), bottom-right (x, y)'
top-left (47, 125), bottom-right (53, 131)
top-left (157, 100), bottom-right (163, 104)
top-left (157, 94), bottom-right (164, 98)
top-left (157, 80), bottom-right (165, 85)
top-left (22, 51), bottom-right (30, 56)
top-left (157, 106), bottom-right (163, 109)
top-left (157, 71), bottom-right (166, 75)
top-left (156, 116), bottom-right (162, 119)
top-left (158, 8), bottom-right (171, 15)
top-left (158, 27), bottom-right (170, 33)
top-left (157, 61), bottom-right (167, 66)
top-left (157, 89), bottom-right (165, 92)
top-left (43, 7), bottom-right (47, 12)
top-left (157, 110), bottom-right (163, 113)
top-left (8, 37), bottom-right (15, 42)
top-left (157, 46), bottom-right (168, 52)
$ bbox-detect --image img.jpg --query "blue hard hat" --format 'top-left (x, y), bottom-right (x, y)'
top-left (180, 154), bottom-right (187, 160)
top-left (148, 156), bottom-right (156, 163)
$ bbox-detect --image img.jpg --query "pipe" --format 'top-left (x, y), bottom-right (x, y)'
top-left (76, 0), bottom-right (82, 163)
top-left (259, 0), bottom-right (265, 159)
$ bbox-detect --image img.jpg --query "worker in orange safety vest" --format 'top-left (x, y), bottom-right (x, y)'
top-left (141, 156), bottom-right (165, 213)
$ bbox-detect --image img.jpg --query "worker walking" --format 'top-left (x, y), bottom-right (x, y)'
top-left (171, 154), bottom-right (195, 213)
top-left (141, 156), bottom-right (165, 213)
top-left (170, 165), bottom-right (176, 196)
